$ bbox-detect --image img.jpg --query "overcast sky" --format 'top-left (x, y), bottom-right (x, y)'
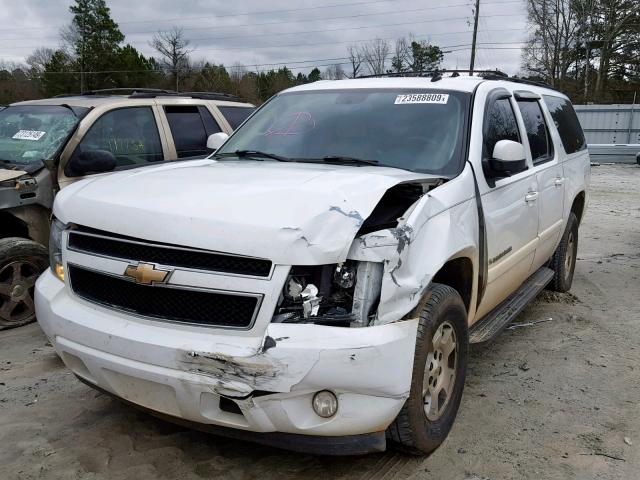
top-left (0, 0), bottom-right (530, 75)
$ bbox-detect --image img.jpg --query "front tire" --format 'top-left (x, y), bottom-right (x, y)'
top-left (387, 283), bottom-right (469, 455)
top-left (0, 238), bottom-right (48, 330)
top-left (548, 212), bottom-right (578, 292)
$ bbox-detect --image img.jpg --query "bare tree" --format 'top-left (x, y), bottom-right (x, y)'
top-left (26, 47), bottom-right (55, 78)
top-left (591, 0), bottom-right (638, 100)
top-left (228, 62), bottom-right (246, 95)
top-left (323, 64), bottom-right (346, 80)
top-left (150, 26), bottom-right (194, 91)
top-left (521, 0), bottom-right (580, 88)
top-left (390, 37), bottom-right (410, 73)
top-left (360, 38), bottom-right (390, 75)
top-left (347, 45), bottom-right (363, 78)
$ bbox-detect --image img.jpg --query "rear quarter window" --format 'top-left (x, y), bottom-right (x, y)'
top-left (218, 106), bottom-right (255, 130)
top-left (542, 95), bottom-right (586, 154)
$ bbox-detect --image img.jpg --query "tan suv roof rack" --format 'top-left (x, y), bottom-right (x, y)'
top-left (55, 88), bottom-right (245, 103)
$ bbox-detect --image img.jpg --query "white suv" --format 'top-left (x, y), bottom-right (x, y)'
top-left (35, 75), bottom-right (589, 456)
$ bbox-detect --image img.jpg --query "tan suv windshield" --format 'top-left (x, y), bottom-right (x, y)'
top-left (0, 105), bottom-right (86, 165)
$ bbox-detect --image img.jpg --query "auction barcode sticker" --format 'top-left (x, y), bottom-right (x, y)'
top-left (394, 93), bottom-right (449, 104)
top-left (12, 130), bottom-right (46, 141)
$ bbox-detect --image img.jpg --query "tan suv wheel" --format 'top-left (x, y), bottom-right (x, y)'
top-left (0, 238), bottom-right (48, 329)
top-left (387, 283), bottom-right (468, 456)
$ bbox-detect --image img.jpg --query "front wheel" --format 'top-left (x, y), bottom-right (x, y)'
top-left (548, 212), bottom-right (579, 292)
top-left (387, 283), bottom-right (469, 455)
top-left (0, 238), bottom-right (48, 330)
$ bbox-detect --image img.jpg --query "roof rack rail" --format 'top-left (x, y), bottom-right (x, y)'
top-left (480, 74), bottom-right (554, 89)
top-left (356, 69), bottom-right (556, 90)
top-left (81, 88), bottom-right (178, 96)
top-left (54, 88), bottom-right (246, 102)
top-left (129, 91), bottom-right (244, 102)
top-left (357, 69), bottom-right (507, 79)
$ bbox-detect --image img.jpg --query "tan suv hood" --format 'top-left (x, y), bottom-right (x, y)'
top-left (54, 159), bottom-right (438, 264)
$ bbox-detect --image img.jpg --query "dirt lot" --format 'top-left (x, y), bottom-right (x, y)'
top-left (1, 164), bottom-right (639, 480)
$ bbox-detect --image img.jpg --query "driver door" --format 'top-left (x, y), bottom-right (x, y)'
top-left (475, 89), bottom-right (539, 320)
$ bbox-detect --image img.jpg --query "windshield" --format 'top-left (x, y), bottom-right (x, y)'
top-left (218, 89), bottom-right (469, 175)
top-left (0, 105), bottom-right (85, 165)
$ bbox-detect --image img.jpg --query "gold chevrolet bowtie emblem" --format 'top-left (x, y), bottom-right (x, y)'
top-left (124, 262), bottom-right (171, 285)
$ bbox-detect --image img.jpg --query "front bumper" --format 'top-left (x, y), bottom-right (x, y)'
top-left (35, 270), bottom-right (418, 451)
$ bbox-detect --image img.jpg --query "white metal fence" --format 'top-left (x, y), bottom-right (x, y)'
top-left (574, 103), bottom-right (639, 163)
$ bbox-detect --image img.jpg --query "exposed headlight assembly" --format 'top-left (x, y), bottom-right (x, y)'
top-left (49, 218), bottom-right (66, 282)
top-left (273, 261), bottom-right (383, 327)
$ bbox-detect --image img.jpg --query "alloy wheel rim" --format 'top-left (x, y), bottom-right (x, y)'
top-left (423, 321), bottom-right (458, 421)
top-left (565, 231), bottom-right (575, 280)
top-left (0, 260), bottom-right (40, 324)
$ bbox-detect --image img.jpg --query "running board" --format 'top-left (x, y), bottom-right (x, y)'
top-left (469, 267), bottom-right (554, 344)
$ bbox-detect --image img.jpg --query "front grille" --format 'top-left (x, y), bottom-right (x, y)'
top-left (69, 265), bottom-right (260, 328)
top-left (68, 229), bottom-right (272, 277)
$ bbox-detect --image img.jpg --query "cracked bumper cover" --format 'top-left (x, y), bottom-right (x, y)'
top-left (35, 270), bottom-right (418, 440)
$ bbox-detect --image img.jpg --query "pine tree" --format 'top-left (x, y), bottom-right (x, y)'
top-left (69, 0), bottom-right (125, 90)
top-left (308, 68), bottom-right (322, 82)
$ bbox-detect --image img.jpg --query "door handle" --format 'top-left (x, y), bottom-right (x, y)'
top-left (525, 191), bottom-right (539, 203)
top-left (554, 177), bottom-right (565, 187)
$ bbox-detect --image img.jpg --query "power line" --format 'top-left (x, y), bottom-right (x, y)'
top-left (0, 0), bottom-right (526, 42)
top-left (0, 13), bottom-right (528, 52)
top-left (34, 41), bottom-right (527, 75)
top-left (0, 0), bottom-right (396, 32)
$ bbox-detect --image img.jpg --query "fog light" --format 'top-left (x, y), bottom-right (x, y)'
top-left (312, 390), bottom-right (338, 418)
top-left (54, 263), bottom-right (65, 282)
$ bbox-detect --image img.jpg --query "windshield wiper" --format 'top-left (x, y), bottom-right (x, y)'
top-left (297, 155), bottom-right (379, 166)
top-left (215, 150), bottom-right (291, 162)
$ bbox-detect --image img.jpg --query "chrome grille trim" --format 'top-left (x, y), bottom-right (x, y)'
top-left (67, 228), bottom-right (274, 279)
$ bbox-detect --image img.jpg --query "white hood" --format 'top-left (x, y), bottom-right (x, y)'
top-left (54, 159), bottom-right (437, 264)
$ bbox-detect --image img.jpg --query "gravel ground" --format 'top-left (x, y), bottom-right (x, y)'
top-left (1, 164), bottom-right (639, 480)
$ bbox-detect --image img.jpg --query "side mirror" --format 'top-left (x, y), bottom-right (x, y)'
top-left (206, 132), bottom-right (229, 152)
top-left (66, 150), bottom-right (117, 177)
top-left (488, 140), bottom-right (527, 176)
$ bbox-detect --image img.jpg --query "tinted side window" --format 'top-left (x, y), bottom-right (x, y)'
top-left (165, 105), bottom-right (210, 158)
top-left (517, 100), bottom-right (553, 164)
top-left (543, 95), bottom-right (586, 154)
top-left (218, 106), bottom-right (255, 130)
top-left (483, 98), bottom-right (520, 159)
top-left (74, 107), bottom-right (163, 169)
top-left (198, 106), bottom-right (221, 136)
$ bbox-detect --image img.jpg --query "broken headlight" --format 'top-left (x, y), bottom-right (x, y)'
top-left (49, 218), bottom-right (66, 282)
top-left (273, 261), bottom-right (382, 327)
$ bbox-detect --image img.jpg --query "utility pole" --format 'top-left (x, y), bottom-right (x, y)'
top-left (469, 0), bottom-right (480, 75)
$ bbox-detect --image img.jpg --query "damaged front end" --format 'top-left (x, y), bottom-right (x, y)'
top-left (271, 180), bottom-right (440, 328)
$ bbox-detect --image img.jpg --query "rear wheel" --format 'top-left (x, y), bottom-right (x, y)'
top-left (0, 238), bottom-right (48, 330)
top-left (387, 283), bottom-right (468, 455)
top-left (548, 212), bottom-right (578, 292)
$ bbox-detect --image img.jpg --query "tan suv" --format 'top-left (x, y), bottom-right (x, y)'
top-left (0, 88), bottom-right (254, 328)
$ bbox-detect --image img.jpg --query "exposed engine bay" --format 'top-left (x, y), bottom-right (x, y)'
top-left (272, 181), bottom-right (437, 327)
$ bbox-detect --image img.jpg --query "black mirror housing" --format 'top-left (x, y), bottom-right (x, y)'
top-left (488, 157), bottom-right (527, 175)
top-left (66, 150), bottom-right (117, 177)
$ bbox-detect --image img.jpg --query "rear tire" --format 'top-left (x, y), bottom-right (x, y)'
top-left (387, 283), bottom-right (468, 456)
top-left (0, 238), bottom-right (48, 330)
top-left (548, 213), bottom-right (578, 292)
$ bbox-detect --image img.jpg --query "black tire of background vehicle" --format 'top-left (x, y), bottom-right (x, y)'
top-left (548, 212), bottom-right (579, 292)
top-left (0, 238), bottom-right (48, 330)
top-left (387, 283), bottom-right (469, 456)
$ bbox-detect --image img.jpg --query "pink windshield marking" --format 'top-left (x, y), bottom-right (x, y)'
top-left (264, 111), bottom-right (315, 136)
